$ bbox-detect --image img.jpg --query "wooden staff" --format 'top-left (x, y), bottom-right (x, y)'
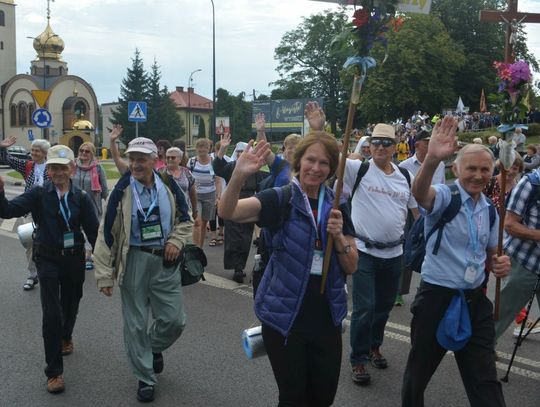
top-left (321, 75), bottom-right (361, 294)
top-left (494, 165), bottom-right (507, 321)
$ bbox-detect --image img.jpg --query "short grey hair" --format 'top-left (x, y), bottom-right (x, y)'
top-left (31, 139), bottom-right (51, 154)
top-left (454, 143), bottom-right (494, 171)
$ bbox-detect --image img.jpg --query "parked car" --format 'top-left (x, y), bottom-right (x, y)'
top-left (0, 145), bottom-right (31, 165)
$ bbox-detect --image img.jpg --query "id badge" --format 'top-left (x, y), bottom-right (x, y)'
top-left (310, 249), bottom-right (324, 276)
top-left (464, 262), bottom-right (479, 284)
top-left (140, 220), bottom-right (163, 242)
top-left (63, 232), bottom-right (75, 248)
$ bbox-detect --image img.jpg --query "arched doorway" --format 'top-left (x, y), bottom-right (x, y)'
top-left (69, 135), bottom-right (84, 153)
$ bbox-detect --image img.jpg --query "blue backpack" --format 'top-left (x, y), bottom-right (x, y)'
top-left (404, 184), bottom-right (496, 273)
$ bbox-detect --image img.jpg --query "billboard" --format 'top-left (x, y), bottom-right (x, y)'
top-left (310, 0), bottom-right (432, 15)
top-left (216, 116), bottom-right (230, 136)
top-left (252, 98), bottom-right (324, 134)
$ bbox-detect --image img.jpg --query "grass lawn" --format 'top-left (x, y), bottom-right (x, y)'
top-left (7, 163), bottom-right (122, 181)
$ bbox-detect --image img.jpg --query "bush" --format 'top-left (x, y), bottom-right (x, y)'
top-left (526, 123), bottom-right (540, 137)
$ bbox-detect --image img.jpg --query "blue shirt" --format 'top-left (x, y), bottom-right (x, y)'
top-left (270, 155), bottom-right (291, 187)
top-left (129, 174), bottom-right (172, 247)
top-left (420, 180), bottom-right (499, 289)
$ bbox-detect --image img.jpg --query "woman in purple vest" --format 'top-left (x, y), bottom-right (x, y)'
top-left (220, 133), bottom-right (357, 406)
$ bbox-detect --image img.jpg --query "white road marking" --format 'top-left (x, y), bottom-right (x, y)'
top-left (0, 218), bottom-right (16, 232)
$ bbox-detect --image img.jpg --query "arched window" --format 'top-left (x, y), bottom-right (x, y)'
top-left (10, 105), bottom-right (17, 127)
top-left (0, 11), bottom-right (5, 27)
top-left (28, 104), bottom-right (35, 122)
top-left (74, 101), bottom-right (87, 117)
top-left (18, 102), bottom-right (28, 126)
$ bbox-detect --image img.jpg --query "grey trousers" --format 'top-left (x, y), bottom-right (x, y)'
top-left (495, 256), bottom-right (540, 340)
top-left (120, 248), bottom-right (186, 385)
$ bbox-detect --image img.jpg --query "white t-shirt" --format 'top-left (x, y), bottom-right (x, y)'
top-left (399, 154), bottom-right (446, 185)
top-left (189, 158), bottom-right (215, 195)
top-left (33, 163), bottom-right (46, 186)
top-left (344, 159), bottom-right (417, 259)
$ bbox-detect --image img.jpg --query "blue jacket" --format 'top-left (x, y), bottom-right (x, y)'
top-left (254, 181), bottom-right (348, 337)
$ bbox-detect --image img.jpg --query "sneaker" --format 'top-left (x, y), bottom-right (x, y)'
top-left (351, 364), bottom-right (370, 384)
top-left (370, 349), bottom-right (388, 369)
top-left (394, 295), bottom-right (404, 306)
top-left (137, 381), bottom-right (155, 402)
top-left (62, 340), bottom-right (74, 356)
top-left (233, 270), bottom-right (245, 284)
top-left (153, 352), bottom-right (164, 374)
top-left (513, 319), bottom-right (540, 337)
top-left (23, 277), bottom-right (38, 291)
top-left (85, 260), bottom-right (94, 270)
top-left (47, 375), bottom-right (65, 394)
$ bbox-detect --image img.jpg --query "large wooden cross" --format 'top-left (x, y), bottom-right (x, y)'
top-left (480, 0), bottom-right (540, 63)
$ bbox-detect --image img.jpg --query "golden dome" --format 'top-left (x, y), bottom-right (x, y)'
top-left (73, 119), bottom-right (94, 130)
top-left (33, 22), bottom-right (64, 60)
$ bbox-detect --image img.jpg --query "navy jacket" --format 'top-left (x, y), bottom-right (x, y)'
top-left (0, 181), bottom-right (99, 250)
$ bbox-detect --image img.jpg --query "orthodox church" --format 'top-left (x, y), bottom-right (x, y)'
top-left (0, 0), bottom-right (98, 151)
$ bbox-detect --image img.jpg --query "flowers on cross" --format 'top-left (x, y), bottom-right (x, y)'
top-left (492, 60), bottom-right (532, 127)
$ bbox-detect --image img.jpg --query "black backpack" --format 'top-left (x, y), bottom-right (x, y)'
top-left (404, 184), bottom-right (496, 273)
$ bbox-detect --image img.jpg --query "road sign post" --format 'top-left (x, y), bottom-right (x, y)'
top-left (128, 101), bottom-right (147, 138)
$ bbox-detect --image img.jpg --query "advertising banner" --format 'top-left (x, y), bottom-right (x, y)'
top-left (216, 116), bottom-right (230, 136)
top-left (252, 98), bottom-right (324, 134)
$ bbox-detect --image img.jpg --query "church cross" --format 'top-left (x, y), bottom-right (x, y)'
top-left (46, 0), bottom-right (54, 21)
top-left (480, 0), bottom-right (540, 63)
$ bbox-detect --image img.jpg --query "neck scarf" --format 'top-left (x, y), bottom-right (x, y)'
top-left (77, 158), bottom-right (102, 192)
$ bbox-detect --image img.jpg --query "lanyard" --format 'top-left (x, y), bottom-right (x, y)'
top-left (464, 199), bottom-right (480, 256)
top-left (58, 191), bottom-right (71, 231)
top-left (294, 178), bottom-right (326, 238)
top-left (131, 176), bottom-right (159, 222)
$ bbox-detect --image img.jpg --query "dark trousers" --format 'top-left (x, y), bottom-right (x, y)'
top-left (223, 219), bottom-right (254, 271)
top-left (262, 325), bottom-right (342, 407)
top-left (35, 251), bottom-right (85, 378)
top-left (401, 281), bottom-right (506, 407)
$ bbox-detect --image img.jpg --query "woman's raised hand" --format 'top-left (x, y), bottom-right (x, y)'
top-left (110, 125), bottom-right (123, 142)
top-left (0, 136), bottom-right (17, 149)
top-left (234, 140), bottom-right (270, 176)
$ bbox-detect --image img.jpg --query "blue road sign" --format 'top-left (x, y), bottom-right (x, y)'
top-left (128, 101), bottom-right (147, 122)
top-left (28, 129), bottom-right (34, 141)
top-left (32, 108), bottom-right (52, 128)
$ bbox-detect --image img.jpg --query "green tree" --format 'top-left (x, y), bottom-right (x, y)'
top-left (198, 116), bottom-right (206, 138)
top-left (358, 14), bottom-right (465, 123)
top-left (146, 60), bottom-right (184, 141)
top-left (214, 88), bottom-right (252, 143)
top-left (111, 49), bottom-right (149, 143)
top-left (273, 10), bottom-right (350, 133)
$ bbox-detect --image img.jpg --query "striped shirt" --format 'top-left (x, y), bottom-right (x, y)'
top-left (188, 157), bottom-right (215, 194)
top-left (0, 148), bottom-right (50, 191)
top-left (504, 170), bottom-right (540, 273)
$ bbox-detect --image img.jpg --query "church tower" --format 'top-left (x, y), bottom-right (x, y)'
top-left (0, 0), bottom-right (16, 89)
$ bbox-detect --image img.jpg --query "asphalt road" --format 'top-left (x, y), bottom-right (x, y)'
top-left (0, 174), bottom-right (539, 406)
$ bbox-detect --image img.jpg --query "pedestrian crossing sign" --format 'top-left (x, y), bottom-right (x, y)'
top-left (128, 101), bottom-right (147, 122)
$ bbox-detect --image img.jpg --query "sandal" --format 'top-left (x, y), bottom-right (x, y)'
top-left (23, 278), bottom-right (38, 291)
top-left (85, 261), bottom-right (94, 270)
top-left (216, 237), bottom-right (224, 245)
top-left (209, 238), bottom-right (217, 246)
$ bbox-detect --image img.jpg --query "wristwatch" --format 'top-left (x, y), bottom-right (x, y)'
top-left (336, 244), bottom-right (352, 255)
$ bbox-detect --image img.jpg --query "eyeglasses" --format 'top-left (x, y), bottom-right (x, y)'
top-left (370, 139), bottom-right (395, 148)
top-left (166, 156), bottom-right (179, 160)
top-left (79, 149), bottom-right (91, 154)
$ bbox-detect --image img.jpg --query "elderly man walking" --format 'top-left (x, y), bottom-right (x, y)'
top-left (401, 116), bottom-right (510, 407)
top-left (0, 145), bottom-right (99, 393)
top-left (94, 137), bottom-right (192, 402)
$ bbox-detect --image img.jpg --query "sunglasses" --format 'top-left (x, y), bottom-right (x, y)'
top-left (370, 139), bottom-right (395, 148)
top-left (79, 149), bottom-right (91, 153)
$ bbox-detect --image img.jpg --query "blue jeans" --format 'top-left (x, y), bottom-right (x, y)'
top-left (350, 251), bottom-right (402, 366)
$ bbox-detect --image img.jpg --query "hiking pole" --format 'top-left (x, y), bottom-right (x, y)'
top-left (321, 74), bottom-right (360, 294)
top-left (501, 272), bottom-right (540, 383)
top-left (494, 141), bottom-right (515, 320)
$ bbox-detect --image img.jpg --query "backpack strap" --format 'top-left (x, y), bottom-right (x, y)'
top-left (274, 183), bottom-right (292, 227)
top-left (427, 184), bottom-right (461, 255)
top-left (350, 162), bottom-right (370, 200)
top-left (398, 166), bottom-right (411, 188)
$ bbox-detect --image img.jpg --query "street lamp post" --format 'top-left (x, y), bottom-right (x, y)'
top-left (210, 0), bottom-right (216, 143)
top-left (187, 69), bottom-right (202, 145)
top-left (27, 34), bottom-right (58, 139)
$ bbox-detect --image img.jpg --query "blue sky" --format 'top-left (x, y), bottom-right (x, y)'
top-left (12, 0), bottom-right (540, 105)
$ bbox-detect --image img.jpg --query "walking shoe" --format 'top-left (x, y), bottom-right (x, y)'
top-left (370, 349), bottom-right (388, 369)
top-left (62, 340), bottom-right (74, 356)
top-left (233, 270), bottom-right (245, 284)
top-left (153, 352), bottom-right (164, 374)
top-left (137, 381), bottom-right (155, 402)
top-left (23, 277), bottom-right (38, 291)
top-left (351, 364), bottom-right (371, 384)
top-left (85, 260), bottom-right (94, 270)
top-left (394, 295), bottom-right (404, 306)
top-left (47, 375), bottom-right (65, 394)
top-left (513, 319), bottom-right (540, 337)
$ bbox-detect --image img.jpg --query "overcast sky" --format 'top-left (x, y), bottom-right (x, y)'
top-left (12, 0), bottom-right (540, 106)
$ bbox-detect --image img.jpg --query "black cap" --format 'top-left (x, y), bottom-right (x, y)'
top-left (416, 130), bottom-right (431, 141)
